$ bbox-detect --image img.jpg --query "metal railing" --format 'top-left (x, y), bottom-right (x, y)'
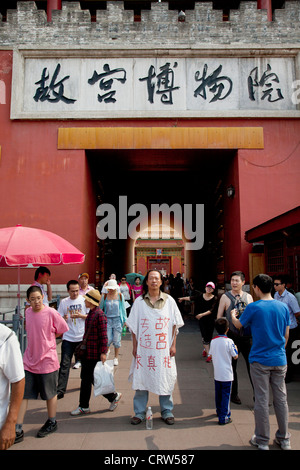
top-left (0, 296), bottom-right (61, 354)
top-left (0, 307), bottom-right (26, 354)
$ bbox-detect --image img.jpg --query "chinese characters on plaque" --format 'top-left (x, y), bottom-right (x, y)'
top-left (19, 57), bottom-right (296, 116)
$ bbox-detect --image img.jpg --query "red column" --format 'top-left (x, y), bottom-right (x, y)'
top-left (47, 0), bottom-right (62, 21)
top-left (257, 0), bottom-right (273, 22)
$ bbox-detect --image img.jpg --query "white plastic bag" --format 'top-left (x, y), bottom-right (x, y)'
top-left (93, 360), bottom-right (115, 396)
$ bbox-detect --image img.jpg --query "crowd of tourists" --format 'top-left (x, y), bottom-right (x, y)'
top-left (0, 267), bottom-right (299, 451)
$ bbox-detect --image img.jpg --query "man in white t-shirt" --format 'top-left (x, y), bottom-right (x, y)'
top-left (57, 280), bottom-right (88, 399)
top-left (0, 325), bottom-right (25, 450)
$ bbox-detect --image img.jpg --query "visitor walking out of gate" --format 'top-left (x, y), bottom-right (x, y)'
top-left (57, 280), bottom-right (88, 399)
top-left (100, 280), bottom-right (127, 366)
top-left (78, 272), bottom-right (92, 296)
top-left (71, 289), bottom-right (122, 416)
top-left (178, 281), bottom-right (218, 361)
top-left (119, 275), bottom-right (133, 315)
top-left (101, 273), bottom-right (120, 293)
top-left (15, 285), bottom-right (68, 442)
top-left (132, 276), bottom-right (143, 301)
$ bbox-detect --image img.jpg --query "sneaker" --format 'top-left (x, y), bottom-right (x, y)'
top-left (250, 435), bottom-right (269, 451)
top-left (206, 355), bottom-right (212, 363)
top-left (274, 438), bottom-right (291, 450)
top-left (109, 392), bottom-right (122, 411)
top-left (36, 419), bottom-right (57, 438)
top-left (14, 430), bottom-right (24, 444)
top-left (73, 361), bottom-right (81, 369)
top-left (218, 418), bottom-right (232, 425)
top-left (113, 357), bottom-right (119, 366)
top-left (202, 349), bottom-right (207, 357)
top-left (70, 406), bottom-right (90, 416)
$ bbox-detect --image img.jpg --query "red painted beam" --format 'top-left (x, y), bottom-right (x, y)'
top-left (47, 0), bottom-right (62, 21)
top-left (257, 0), bottom-right (273, 22)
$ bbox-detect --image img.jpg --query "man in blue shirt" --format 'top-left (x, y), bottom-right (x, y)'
top-left (231, 274), bottom-right (291, 451)
top-left (274, 274), bottom-right (300, 383)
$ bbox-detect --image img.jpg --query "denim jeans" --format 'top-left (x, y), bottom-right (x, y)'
top-left (107, 317), bottom-right (122, 348)
top-left (133, 390), bottom-right (174, 420)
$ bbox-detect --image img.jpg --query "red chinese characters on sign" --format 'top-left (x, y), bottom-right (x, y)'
top-left (147, 355), bottom-right (157, 371)
top-left (139, 333), bottom-right (152, 350)
top-left (156, 332), bottom-right (167, 349)
top-left (163, 356), bottom-right (172, 368)
top-left (136, 316), bottom-right (172, 372)
top-left (155, 317), bottom-right (170, 330)
top-left (141, 318), bottom-right (150, 334)
top-left (136, 354), bottom-right (143, 369)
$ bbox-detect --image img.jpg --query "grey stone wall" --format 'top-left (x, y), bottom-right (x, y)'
top-left (0, 1), bottom-right (299, 48)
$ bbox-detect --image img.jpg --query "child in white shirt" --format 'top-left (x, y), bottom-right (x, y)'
top-left (209, 318), bottom-right (238, 425)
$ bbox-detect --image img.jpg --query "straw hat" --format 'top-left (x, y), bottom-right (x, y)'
top-left (83, 289), bottom-right (101, 306)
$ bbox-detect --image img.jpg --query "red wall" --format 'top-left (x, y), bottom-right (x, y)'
top-left (221, 119), bottom-right (300, 281)
top-left (237, 119), bottom-right (300, 279)
top-left (0, 50), bottom-right (299, 286)
top-left (0, 51), bottom-right (96, 285)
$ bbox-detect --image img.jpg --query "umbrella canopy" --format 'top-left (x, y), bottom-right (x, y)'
top-left (0, 225), bottom-right (85, 267)
top-left (0, 224), bottom-right (85, 313)
top-left (125, 273), bottom-right (144, 285)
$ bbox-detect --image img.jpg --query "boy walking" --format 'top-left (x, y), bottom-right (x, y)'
top-left (15, 285), bottom-right (68, 442)
top-left (209, 318), bottom-right (238, 425)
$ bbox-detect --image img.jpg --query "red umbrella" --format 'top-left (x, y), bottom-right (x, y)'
top-left (0, 224), bottom-right (85, 312)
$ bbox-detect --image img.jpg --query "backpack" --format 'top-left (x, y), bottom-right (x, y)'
top-left (225, 291), bottom-right (251, 337)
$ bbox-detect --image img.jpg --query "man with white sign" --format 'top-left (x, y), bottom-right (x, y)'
top-left (126, 270), bottom-right (184, 425)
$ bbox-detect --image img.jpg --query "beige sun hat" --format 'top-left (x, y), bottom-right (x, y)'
top-left (83, 289), bottom-right (101, 306)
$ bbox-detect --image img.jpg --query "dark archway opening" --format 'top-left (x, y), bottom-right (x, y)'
top-left (87, 148), bottom-right (236, 291)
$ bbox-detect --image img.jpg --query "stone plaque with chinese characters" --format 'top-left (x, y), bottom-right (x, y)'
top-left (11, 53), bottom-right (297, 119)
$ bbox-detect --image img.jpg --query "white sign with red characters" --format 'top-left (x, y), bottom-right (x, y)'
top-left (127, 295), bottom-right (184, 396)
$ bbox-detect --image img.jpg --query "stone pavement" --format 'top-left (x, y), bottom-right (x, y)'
top-left (9, 316), bottom-right (300, 455)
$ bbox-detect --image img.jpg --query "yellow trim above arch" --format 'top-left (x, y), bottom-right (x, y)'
top-left (58, 127), bottom-right (264, 150)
